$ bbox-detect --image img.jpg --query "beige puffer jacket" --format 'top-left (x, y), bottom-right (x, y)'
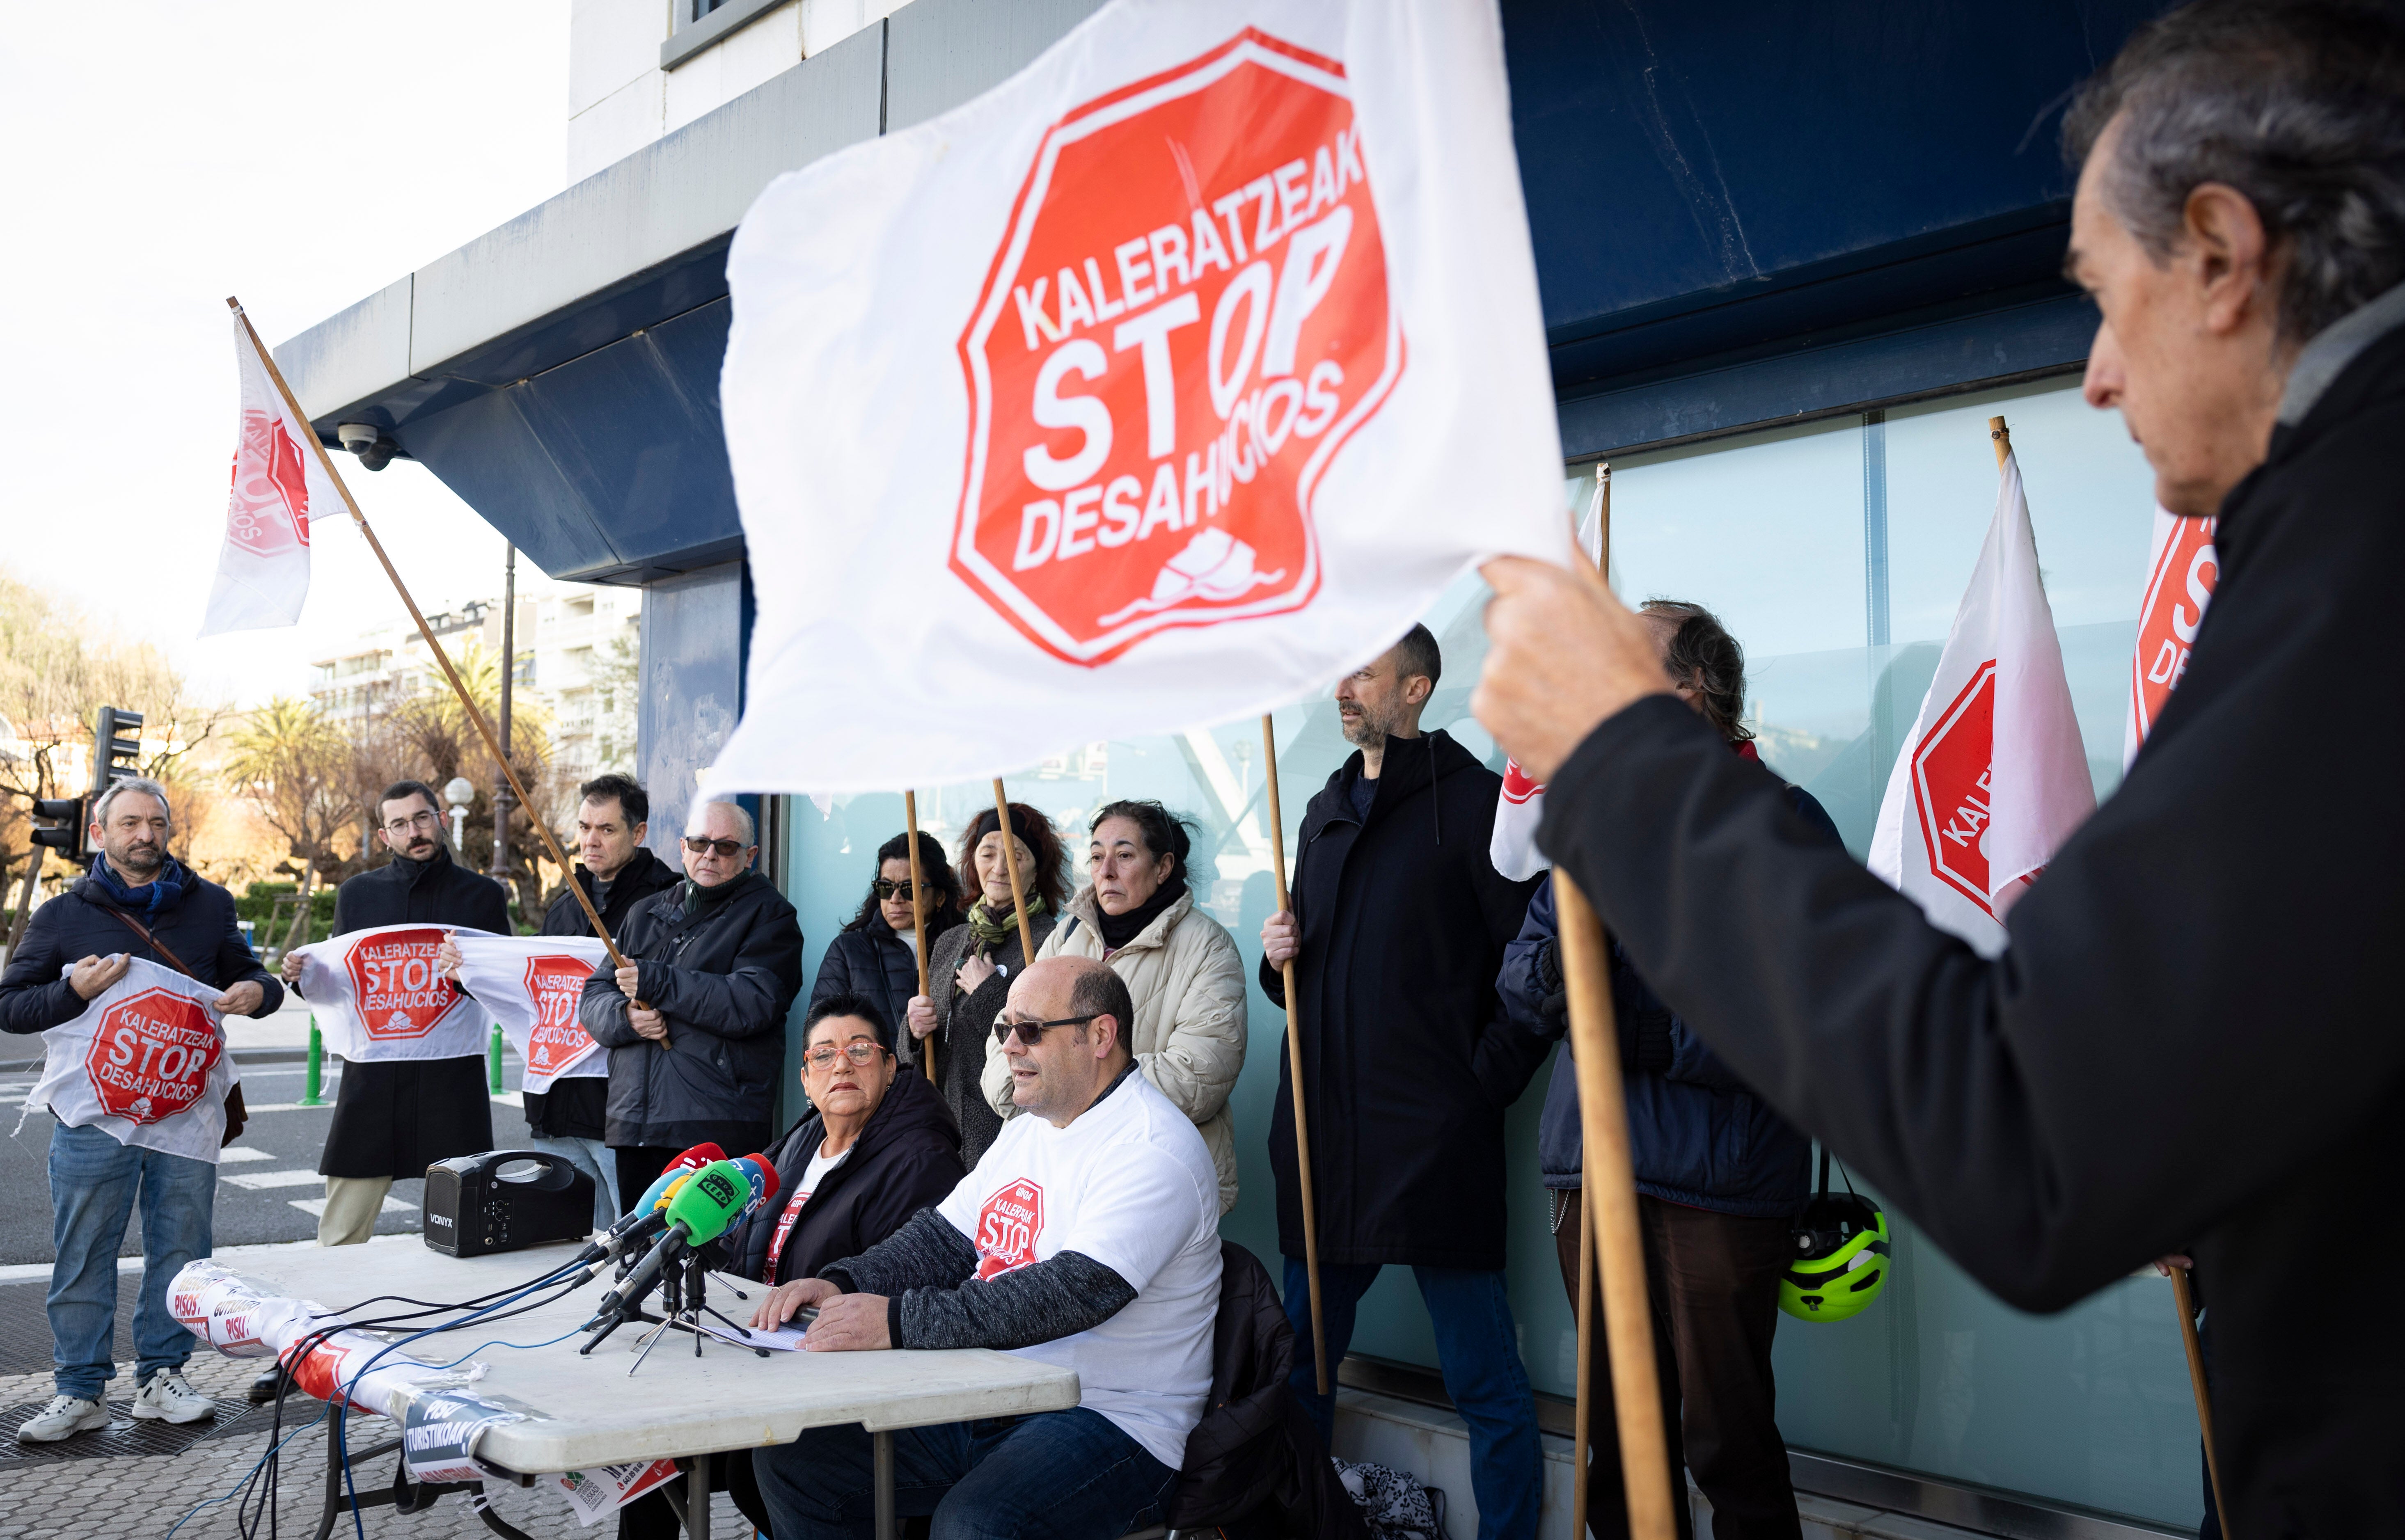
top-left (981, 883), bottom-right (1247, 1211)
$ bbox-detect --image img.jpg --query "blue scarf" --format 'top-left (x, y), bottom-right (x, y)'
top-left (90, 855), bottom-right (186, 924)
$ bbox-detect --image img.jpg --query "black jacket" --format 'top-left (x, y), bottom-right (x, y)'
top-left (809, 913), bottom-right (958, 1047)
top-left (1498, 783), bottom-right (1836, 1218)
top-left (579, 869), bottom-right (802, 1150)
top-left (720, 1060), bottom-right (963, 1285)
top-left (312, 847), bottom-right (510, 1178)
top-left (1538, 293), bottom-right (2405, 1533)
top-left (1259, 730), bottom-right (1544, 1270)
top-left (0, 858), bottom-right (282, 1034)
top-left (522, 847), bottom-right (681, 1141)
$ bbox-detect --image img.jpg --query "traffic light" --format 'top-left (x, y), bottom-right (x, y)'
top-left (28, 797), bottom-right (82, 853)
top-left (90, 707), bottom-right (142, 800)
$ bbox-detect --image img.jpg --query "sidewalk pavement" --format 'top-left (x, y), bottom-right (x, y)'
top-left (225, 995), bottom-right (317, 1057)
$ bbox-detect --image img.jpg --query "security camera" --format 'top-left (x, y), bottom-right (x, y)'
top-left (336, 421), bottom-right (398, 472)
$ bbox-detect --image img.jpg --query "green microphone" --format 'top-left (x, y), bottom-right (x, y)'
top-left (603, 1160), bottom-right (751, 1316)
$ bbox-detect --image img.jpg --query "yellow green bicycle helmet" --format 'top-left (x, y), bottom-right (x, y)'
top-left (1781, 1151), bottom-right (1890, 1323)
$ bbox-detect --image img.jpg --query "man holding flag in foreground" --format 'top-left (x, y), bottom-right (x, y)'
top-left (1472, 2), bottom-right (2405, 1529)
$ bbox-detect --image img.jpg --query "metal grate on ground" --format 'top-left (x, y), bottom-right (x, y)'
top-left (0, 1279), bottom-right (136, 1379)
top-left (0, 1394), bottom-right (267, 1469)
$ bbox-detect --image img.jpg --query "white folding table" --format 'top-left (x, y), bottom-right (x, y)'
top-left (222, 1240), bottom-right (1081, 1540)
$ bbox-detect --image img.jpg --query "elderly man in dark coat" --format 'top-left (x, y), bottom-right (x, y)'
top-left (580, 796), bottom-right (803, 1204)
top-left (282, 779), bottom-right (508, 1246)
top-left (1470, 4), bottom-right (2405, 1530)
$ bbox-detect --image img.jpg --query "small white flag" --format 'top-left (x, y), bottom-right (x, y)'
top-left (710, 0), bottom-right (1565, 794)
top-left (2123, 505), bottom-right (2217, 766)
top-left (1490, 474), bottom-right (1607, 880)
top-left (449, 933), bottom-right (612, 1093)
top-left (199, 313), bottom-right (344, 637)
top-left (1868, 448), bottom-right (2094, 955)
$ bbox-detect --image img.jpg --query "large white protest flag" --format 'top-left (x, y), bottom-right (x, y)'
top-left (451, 933), bottom-right (612, 1094)
top-left (24, 957), bottom-right (240, 1163)
top-left (2124, 506), bottom-right (2218, 766)
top-left (1868, 443), bottom-right (2095, 955)
top-left (199, 312), bottom-right (345, 636)
top-left (710, 0), bottom-right (1566, 793)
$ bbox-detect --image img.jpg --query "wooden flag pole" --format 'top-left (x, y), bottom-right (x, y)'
top-left (1570, 458), bottom-right (1610, 1535)
top-left (2171, 1267), bottom-right (2233, 1534)
top-left (989, 780), bottom-right (1038, 963)
top-left (905, 790), bottom-right (934, 1084)
top-left (1260, 714), bottom-right (1328, 1394)
top-left (1559, 461), bottom-right (1677, 1540)
top-left (226, 297), bottom-right (657, 1031)
top-left (1990, 414), bottom-right (2013, 469)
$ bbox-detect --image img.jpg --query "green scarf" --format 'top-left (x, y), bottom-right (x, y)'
top-left (966, 894), bottom-right (1044, 954)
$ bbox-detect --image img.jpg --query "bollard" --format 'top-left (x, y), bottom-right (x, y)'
top-left (298, 1018), bottom-right (325, 1107)
top-left (489, 1022), bottom-right (506, 1094)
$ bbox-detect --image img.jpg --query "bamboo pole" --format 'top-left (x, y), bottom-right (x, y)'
top-left (1260, 713), bottom-right (1328, 1394)
top-left (989, 780), bottom-right (1037, 963)
top-left (2171, 1267), bottom-right (2232, 1536)
top-left (226, 297), bottom-right (655, 1030)
top-left (1573, 1187), bottom-right (1596, 1533)
top-left (1990, 414), bottom-right (2012, 469)
top-left (1560, 460), bottom-right (1676, 1540)
top-left (905, 790), bottom-right (933, 1084)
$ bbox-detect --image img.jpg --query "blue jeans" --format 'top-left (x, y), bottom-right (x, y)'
top-left (1285, 1257), bottom-right (1541, 1540)
top-left (47, 1121), bottom-right (216, 1399)
top-left (523, 1134), bottom-right (617, 1230)
top-left (754, 1406), bottom-right (1177, 1540)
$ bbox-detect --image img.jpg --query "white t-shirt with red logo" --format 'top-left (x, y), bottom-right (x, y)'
top-left (934, 1070), bottom-right (1220, 1469)
top-left (764, 1144), bottom-right (850, 1281)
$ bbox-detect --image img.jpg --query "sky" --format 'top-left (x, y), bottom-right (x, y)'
top-left (0, 2), bottom-right (572, 709)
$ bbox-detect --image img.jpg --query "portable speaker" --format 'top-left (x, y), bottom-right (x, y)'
top-left (422, 1150), bottom-right (595, 1257)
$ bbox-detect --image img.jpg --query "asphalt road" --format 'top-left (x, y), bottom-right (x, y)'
top-left (0, 1058), bottom-right (537, 1265)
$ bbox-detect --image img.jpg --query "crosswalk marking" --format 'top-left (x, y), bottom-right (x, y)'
top-left (223, 1169), bottom-right (329, 1191)
top-left (286, 1194), bottom-right (417, 1217)
top-left (217, 1146), bottom-right (275, 1163)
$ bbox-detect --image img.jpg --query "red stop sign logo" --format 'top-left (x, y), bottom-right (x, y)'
top-left (227, 407), bottom-right (312, 558)
top-left (955, 28), bottom-right (1400, 666)
top-left (1911, 663), bottom-right (2002, 917)
top-left (522, 954), bottom-right (599, 1076)
top-left (2130, 515), bottom-right (2217, 744)
top-left (85, 986), bottom-right (221, 1125)
top-left (973, 1178), bottom-right (1045, 1280)
top-left (345, 928), bottom-right (464, 1041)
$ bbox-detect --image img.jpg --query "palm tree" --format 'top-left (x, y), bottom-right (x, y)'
top-left (223, 697), bottom-right (353, 956)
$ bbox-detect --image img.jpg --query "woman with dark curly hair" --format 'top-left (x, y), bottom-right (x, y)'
top-left (903, 803), bottom-right (1067, 1163)
top-left (979, 799), bottom-right (1248, 1212)
top-left (809, 831), bottom-right (964, 1054)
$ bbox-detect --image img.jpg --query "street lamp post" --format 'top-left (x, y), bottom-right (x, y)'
top-left (493, 545), bottom-right (517, 897)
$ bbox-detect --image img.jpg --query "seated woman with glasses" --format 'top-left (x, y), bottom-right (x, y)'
top-left (812, 831), bottom-right (965, 1057)
top-left (906, 803), bottom-right (1069, 1166)
top-left (621, 991), bottom-right (964, 1540)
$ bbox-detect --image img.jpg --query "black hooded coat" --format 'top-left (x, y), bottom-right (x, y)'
top-left (1258, 729), bottom-right (1545, 1270)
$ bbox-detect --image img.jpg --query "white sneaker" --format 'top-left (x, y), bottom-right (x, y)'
top-left (17, 1394), bottom-right (110, 1442)
top-left (130, 1369), bottom-right (215, 1424)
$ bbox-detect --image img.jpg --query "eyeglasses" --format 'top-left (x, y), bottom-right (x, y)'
top-left (384, 810), bottom-right (442, 835)
top-left (992, 1013), bottom-right (1099, 1048)
top-left (683, 836), bottom-right (747, 858)
top-left (872, 878), bottom-right (920, 902)
top-left (804, 1041), bottom-right (886, 1071)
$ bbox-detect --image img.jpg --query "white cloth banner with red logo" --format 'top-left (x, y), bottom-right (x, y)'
top-left (25, 957), bottom-right (240, 1163)
top-left (450, 934), bottom-right (612, 1094)
top-left (199, 313), bottom-right (344, 637)
top-left (2124, 506), bottom-right (2218, 766)
top-left (712, 0), bottom-right (1566, 793)
top-left (1867, 452), bottom-right (2096, 956)
top-left (293, 924), bottom-right (497, 1063)
top-left (1491, 474), bottom-right (1608, 879)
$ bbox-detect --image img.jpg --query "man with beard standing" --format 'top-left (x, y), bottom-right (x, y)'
top-left (282, 780), bottom-right (507, 1247)
top-left (0, 778), bottom-right (278, 1439)
top-left (1258, 624), bottom-right (1548, 1540)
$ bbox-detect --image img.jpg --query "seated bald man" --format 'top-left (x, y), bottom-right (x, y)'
top-left (751, 954), bottom-right (1221, 1540)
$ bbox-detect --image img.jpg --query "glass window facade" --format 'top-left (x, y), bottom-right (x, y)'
top-left (770, 373), bottom-right (2200, 1531)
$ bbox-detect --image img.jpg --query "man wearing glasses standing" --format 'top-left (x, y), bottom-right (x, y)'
top-left (579, 797), bottom-right (804, 1204)
top-left (281, 780), bottom-right (509, 1248)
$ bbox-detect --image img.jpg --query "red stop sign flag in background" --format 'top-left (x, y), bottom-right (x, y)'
top-left (522, 954), bottom-right (602, 1078)
top-left (957, 31), bottom-right (1397, 665)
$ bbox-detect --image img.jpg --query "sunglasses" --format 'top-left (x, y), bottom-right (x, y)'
top-left (804, 1041), bottom-right (886, 1071)
top-left (992, 1013), bottom-right (1099, 1048)
top-left (683, 836), bottom-right (748, 858)
top-left (872, 878), bottom-right (921, 901)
